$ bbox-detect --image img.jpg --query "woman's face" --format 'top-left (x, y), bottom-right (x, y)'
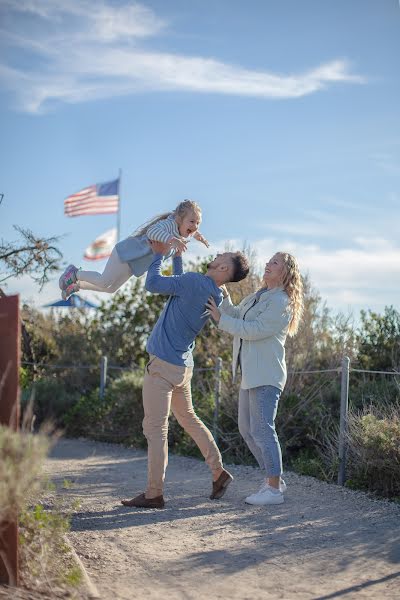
top-left (263, 253), bottom-right (285, 288)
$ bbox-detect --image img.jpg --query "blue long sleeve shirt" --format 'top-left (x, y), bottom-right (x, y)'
top-left (145, 254), bottom-right (223, 367)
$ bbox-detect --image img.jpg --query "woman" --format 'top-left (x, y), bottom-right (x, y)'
top-left (206, 252), bottom-right (303, 505)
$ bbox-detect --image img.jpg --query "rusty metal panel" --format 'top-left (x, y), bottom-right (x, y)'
top-left (0, 294), bottom-right (20, 585)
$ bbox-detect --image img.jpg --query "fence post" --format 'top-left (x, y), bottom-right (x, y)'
top-left (0, 294), bottom-right (20, 586)
top-left (213, 357), bottom-right (222, 443)
top-left (99, 356), bottom-right (108, 400)
top-left (338, 356), bottom-right (350, 486)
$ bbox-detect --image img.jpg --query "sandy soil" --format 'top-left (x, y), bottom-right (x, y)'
top-left (43, 438), bottom-right (400, 600)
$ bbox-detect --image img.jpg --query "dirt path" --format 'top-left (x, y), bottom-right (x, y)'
top-left (43, 438), bottom-right (400, 600)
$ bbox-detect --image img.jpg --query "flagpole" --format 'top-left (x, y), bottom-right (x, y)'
top-left (117, 168), bottom-right (122, 242)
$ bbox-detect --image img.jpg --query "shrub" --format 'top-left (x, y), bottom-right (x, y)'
top-left (0, 426), bottom-right (49, 524)
top-left (345, 407), bottom-right (400, 497)
top-left (65, 370), bottom-right (145, 445)
top-left (19, 504), bottom-right (82, 590)
top-left (22, 378), bottom-right (80, 428)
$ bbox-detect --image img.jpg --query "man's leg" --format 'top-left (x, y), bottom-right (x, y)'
top-left (142, 361), bottom-right (173, 499)
top-left (171, 371), bottom-right (233, 498)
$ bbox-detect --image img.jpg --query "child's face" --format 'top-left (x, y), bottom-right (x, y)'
top-left (178, 211), bottom-right (201, 238)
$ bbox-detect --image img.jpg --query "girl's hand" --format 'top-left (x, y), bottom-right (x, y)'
top-left (204, 296), bottom-right (221, 323)
top-left (168, 236), bottom-right (188, 253)
top-left (192, 231), bottom-right (210, 248)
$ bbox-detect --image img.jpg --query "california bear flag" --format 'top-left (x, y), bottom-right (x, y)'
top-left (84, 228), bottom-right (117, 261)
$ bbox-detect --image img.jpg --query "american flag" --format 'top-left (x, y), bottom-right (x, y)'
top-left (64, 178), bottom-right (119, 217)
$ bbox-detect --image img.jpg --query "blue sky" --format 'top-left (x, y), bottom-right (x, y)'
top-left (1, 0), bottom-right (399, 316)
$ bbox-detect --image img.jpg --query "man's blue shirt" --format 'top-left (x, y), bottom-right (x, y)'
top-left (145, 254), bottom-right (223, 367)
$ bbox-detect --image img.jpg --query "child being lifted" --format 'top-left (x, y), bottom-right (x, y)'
top-left (59, 199), bottom-right (209, 299)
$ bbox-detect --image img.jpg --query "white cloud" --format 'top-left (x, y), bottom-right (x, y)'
top-left (0, 0), bottom-right (365, 112)
top-left (5, 235), bottom-right (400, 316)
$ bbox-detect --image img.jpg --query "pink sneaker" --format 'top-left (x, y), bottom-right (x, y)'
top-left (61, 282), bottom-right (80, 301)
top-left (59, 264), bottom-right (78, 291)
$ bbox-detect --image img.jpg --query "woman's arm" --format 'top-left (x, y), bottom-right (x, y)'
top-left (219, 293), bottom-right (242, 318)
top-left (218, 296), bottom-right (290, 341)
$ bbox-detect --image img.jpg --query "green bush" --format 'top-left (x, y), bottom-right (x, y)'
top-left (345, 409), bottom-right (400, 497)
top-left (22, 378), bottom-right (80, 427)
top-left (65, 371), bottom-right (145, 445)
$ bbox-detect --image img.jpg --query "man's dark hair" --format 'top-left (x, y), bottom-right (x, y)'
top-left (230, 252), bottom-right (250, 283)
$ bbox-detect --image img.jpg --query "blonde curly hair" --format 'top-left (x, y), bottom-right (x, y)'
top-left (277, 251), bottom-right (304, 337)
top-left (132, 199), bottom-right (201, 237)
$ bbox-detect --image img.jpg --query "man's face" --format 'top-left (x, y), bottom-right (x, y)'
top-left (207, 252), bottom-right (235, 279)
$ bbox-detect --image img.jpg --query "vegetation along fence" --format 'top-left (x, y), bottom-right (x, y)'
top-left (22, 356), bottom-right (399, 487)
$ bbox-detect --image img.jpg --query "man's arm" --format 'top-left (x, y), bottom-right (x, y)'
top-left (145, 241), bottom-right (185, 295)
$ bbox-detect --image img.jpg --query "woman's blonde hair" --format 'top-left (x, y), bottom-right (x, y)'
top-left (277, 251), bottom-right (304, 337)
top-left (132, 199), bottom-right (202, 237)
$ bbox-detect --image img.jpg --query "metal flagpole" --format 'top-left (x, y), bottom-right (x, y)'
top-left (117, 168), bottom-right (122, 242)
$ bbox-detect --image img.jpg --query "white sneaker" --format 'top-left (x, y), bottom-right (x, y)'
top-left (245, 484), bottom-right (284, 506)
top-left (257, 478), bottom-right (287, 494)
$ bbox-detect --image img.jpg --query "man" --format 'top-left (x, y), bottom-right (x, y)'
top-left (121, 242), bottom-right (249, 509)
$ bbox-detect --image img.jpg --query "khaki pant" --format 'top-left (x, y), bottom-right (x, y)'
top-left (142, 355), bottom-right (223, 498)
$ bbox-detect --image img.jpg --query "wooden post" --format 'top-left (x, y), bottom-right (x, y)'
top-left (338, 356), bottom-right (350, 486)
top-left (0, 294), bottom-right (20, 586)
top-left (213, 357), bottom-right (222, 444)
top-left (99, 356), bottom-right (108, 400)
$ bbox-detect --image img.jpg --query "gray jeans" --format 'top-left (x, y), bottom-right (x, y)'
top-left (238, 385), bottom-right (283, 477)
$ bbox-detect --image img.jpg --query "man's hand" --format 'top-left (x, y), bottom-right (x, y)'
top-left (193, 231), bottom-right (210, 248)
top-left (149, 240), bottom-right (171, 255)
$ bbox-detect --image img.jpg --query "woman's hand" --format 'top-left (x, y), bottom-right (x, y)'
top-left (219, 284), bottom-right (229, 299)
top-left (192, 231), bottom-right (210, 248)
top-left (204, 296), bottom-right (221, 323)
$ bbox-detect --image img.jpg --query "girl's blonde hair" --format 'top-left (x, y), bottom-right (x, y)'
top-left (132, 199), bottom-right (202, 237)
top-left (277, 251), bottom-right (304, 337)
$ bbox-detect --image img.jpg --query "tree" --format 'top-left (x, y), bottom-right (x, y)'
top-left (0, 225), bottom-right (62, 289)
top-left (357, 306), bottom-right (400, 371)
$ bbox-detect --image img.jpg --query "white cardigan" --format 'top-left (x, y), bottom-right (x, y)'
top-left (218, 287), bottom-right (291, 391)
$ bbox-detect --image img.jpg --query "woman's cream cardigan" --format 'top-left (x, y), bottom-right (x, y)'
top-left (218, 287), bottom-right (290, 391)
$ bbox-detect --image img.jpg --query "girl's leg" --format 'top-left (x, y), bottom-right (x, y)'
top-left (238, 387), bottom-right (264, 469)
top-left (249, 386), bottom-right (283, 485)
top-left (77, 248), bottom-right (131, 293)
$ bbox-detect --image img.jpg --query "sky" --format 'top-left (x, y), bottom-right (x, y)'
top-left (1, 0), bottom-right (399, 318)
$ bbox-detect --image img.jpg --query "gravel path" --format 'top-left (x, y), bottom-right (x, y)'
top-left (44, 438), bottom-right (400, 600)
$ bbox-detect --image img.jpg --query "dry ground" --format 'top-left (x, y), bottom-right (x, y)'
top-left (43, 438), bottom-right (400, 600)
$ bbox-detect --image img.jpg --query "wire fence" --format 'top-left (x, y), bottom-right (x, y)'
top-left (22, 356), bottom-right (399, 486)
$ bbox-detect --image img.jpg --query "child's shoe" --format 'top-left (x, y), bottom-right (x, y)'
top-left (59, 265), bottom-right (78, 291)
top-left (61, 282), bottom-right (80, 301)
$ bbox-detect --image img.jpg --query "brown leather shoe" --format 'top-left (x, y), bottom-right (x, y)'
top-left (210, 469), bottom-right (233, 500)
top-left (121, 493), bottom-right (165, 509)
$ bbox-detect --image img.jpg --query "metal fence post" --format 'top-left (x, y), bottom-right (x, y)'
top-left (338, 356), bottom-right (350, 486)
top-left (213, 357), bottom-right (222, 443)
top-left (99, 356), bottom-right (108, 400)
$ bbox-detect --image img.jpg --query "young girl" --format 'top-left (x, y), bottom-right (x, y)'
top-left (59, 199), bottom-right (209, 300)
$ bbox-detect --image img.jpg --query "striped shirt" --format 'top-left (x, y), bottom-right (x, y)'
top-left (146, 214), bottom-right (180, 243)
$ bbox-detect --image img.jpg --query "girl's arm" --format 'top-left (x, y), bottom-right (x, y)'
top-left (192, 231), bottom-right (210, 248)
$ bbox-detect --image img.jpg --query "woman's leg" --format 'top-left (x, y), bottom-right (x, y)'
top-left (249, 385), bottom-right (283, 487)
top-left (238, 387), bottom-right (264, 469)
top-left (77, 248), bottom-right (132, 293)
